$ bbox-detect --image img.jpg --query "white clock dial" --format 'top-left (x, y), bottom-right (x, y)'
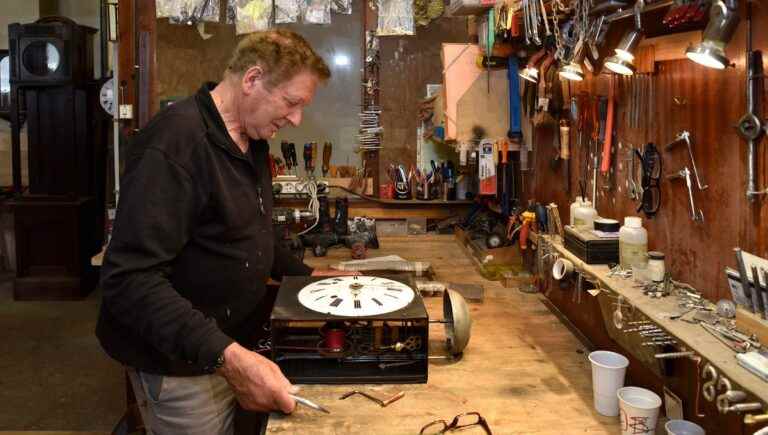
top-left (100, 77), bottom-right (115, 116)
top-left (298, 276), bottom-right (415, 317)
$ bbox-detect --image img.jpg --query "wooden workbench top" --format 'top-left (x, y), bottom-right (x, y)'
top-left (543, 235), bottom-right (768, 404)
top-left (266, 235), bottom-right (620, 434)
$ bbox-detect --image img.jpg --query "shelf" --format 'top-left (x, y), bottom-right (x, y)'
top-left (542, 235), bottom-right (768, 405)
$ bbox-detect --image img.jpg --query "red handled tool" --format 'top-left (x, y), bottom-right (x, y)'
top-left (601, 76), bottom-right (615, 174)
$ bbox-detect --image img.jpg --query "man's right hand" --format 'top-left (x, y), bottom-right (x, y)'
top-left (217, 342), bottom-right (296, 413)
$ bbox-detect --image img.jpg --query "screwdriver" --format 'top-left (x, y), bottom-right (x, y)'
top-left (303, 143), bottom-right (313, 175)
top-left (322, 142), bottom-right (332, 177)
top-left (290, 394), bottom-right (330, 414)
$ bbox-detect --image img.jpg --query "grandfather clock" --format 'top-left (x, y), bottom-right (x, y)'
top-left (8, 17), bottom-right (107, 300)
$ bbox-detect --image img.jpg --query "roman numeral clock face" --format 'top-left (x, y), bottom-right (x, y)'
top-left (297, 276), bottom-right (415, 316)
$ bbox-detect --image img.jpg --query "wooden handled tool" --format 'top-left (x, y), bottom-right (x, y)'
top-left (322, 142), bottom-right (332, 177)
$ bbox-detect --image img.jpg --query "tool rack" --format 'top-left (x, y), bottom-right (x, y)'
top-left (541, 234), bottom-right (768, 424)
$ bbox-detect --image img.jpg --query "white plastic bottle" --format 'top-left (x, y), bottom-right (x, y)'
top-left (619, 216), bottom-right (648, 269)
top-left (570, 196), bottom-right (585, 226)
top-left (573, 200), bottom-right (598, 229)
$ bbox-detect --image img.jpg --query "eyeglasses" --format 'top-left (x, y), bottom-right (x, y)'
top-left (419, 412), bottom-right (493, 435)
top-left (634, 143), bottom-right (662, 218)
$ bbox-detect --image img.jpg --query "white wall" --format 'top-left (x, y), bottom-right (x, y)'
top-left (57, 0), bottom-right (104, 78)
top-left (0, 1), bottom-right (40, 50)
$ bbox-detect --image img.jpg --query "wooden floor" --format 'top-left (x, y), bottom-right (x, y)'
top-left (268, 234), bottom-right (622, 434)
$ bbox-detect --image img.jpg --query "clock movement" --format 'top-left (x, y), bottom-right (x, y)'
top-left (271, 275), bottom-right (430, 384)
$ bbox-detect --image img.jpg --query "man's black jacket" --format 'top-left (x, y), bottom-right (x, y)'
top-left (96, 83), bottom-right (312, 376)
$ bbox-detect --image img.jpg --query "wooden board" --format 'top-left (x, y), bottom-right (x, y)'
top-left (455, 66), bottom-right (510, 143)
top-left (266, 235), bottom-right (621, 434)
top-left (441, 43), bottom-right (481, 141)
top-left (544, 235), bottom-right (768, 405)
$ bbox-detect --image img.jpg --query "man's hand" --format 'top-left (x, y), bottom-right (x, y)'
top-left (217, 342), bottom-right (296, 413)
top-left (311, 269), bottom-right (360, 277)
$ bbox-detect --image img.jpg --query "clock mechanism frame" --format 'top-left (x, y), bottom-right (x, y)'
top-left (270, 274), bottom-right (429, 384)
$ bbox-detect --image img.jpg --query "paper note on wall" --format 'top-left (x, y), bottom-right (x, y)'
top-left (442, 43), bottom-right (482, 141)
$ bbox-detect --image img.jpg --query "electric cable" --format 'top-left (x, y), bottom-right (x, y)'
top-left (297, 179), bottom-right (320, 235)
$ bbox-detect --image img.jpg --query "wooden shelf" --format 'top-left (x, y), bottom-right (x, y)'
top-left (275, 197), bottom-right (472, 220)
top-left (370, 199), bottom-right (473, 205)
top-left (543, 235), bottom-right (768, 405)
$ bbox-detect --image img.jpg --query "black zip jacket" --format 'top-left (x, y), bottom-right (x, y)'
top-left (96, 83), bottom-right (312, 376)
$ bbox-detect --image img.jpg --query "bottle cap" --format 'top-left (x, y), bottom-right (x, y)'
top-left (624, 216), bottom-right (642, 228)
top-left (648, 251), bottom-right (665, 260)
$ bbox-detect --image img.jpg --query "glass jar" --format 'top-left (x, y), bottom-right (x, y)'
top-left (647, 251), bottom-right (665, 282)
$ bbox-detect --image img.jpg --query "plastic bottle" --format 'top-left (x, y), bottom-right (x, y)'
top-left (573, 200), bottom-right (598, 229)
top-left (570, 196), bottom-right (585, 226)
top-left (619, 217), bottom-right (648, 270)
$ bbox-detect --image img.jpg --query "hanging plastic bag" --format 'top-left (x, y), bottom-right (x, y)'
top-left (275, 0), bottom-right (302, 23)
top-left (331, 0), bottom-right (352, 15)
top-left (157, 0), bottom-right (219, 24)
top-left (377, 0), bottom-right (414, 36)
top-left (230, 0), bottom-right (272, 34)
top-left (304, 0), bottom-right (331, 25)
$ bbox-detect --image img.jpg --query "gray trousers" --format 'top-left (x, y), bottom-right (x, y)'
top-left (128, 368), bottom-right (236, 435)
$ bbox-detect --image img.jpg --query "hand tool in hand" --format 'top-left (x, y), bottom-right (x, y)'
top-left (290, 394), bottom-right (331, 414)
top-left (322, 142), bottom-right (332, 177)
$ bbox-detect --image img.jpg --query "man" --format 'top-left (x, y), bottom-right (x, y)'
top-left (96, 30), bottom-right (331, 434)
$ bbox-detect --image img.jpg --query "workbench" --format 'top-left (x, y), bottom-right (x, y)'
top-left (543, 235), bottom-right (768, 406)
top-left (266, 235), bottom-right (620, 434)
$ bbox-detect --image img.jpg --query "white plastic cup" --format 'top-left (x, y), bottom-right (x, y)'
top-left (665, 420), bottom-right (705, 435)
top-left (618, 386), bottom-right (663, 435)
top-left (588, 350), bottom-right (630, 416)
top-left (552, 258), bottom-right (574, 280)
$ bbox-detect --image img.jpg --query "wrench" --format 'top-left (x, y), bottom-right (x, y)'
top-left (667, 131), bottom-right (708, 190)
top-left (668, 167), bottom-right (704, 222)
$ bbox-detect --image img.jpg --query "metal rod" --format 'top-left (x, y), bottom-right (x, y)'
top-left (606, 0), bottom-right (674, 22)
top-left (655, 351), bottom-right (695, 359)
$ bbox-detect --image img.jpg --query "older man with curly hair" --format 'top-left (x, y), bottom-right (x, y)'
top-left (97, 30), bottom-right (331, 434)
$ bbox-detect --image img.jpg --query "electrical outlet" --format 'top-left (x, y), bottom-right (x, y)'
top-left (272, 178), bottom-right (328, 197)
top-left (119, 104), bottom-right (133, 119)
